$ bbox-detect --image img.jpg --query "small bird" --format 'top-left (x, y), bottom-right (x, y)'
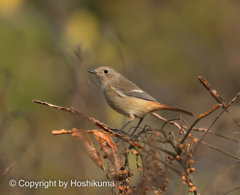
top-left (88, 66), bottom-right (193, 138)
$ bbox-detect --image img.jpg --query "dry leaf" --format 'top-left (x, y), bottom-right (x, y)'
top-left (211, 89), bottom-right (224, 104)
top-left (94, 131), bottom-right (121, 172)
top-left (72, 128), bottom-right (105, 171)
top-left (198, 76), bottom-right (211, 91)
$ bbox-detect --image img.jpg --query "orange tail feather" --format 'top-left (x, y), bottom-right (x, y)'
top-left (149, 102), bottom-right (194, 116)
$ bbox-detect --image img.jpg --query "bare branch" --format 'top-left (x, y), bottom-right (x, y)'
top-left (222, 187), bottom-right (240, 195)
top-left (198, 77), bottom-right (240, 127)
top-left (194, 92), bottom-right (240, 153)
top-left (137, 139), bottom-right (177, 157)
top-left (180, 104), bottom-right (221, 145)
top-left (201, 141), bottom-right (240, 160)
top-left (52, 129), bottom-right (73, 135)
top-left (152, 112), bottom-right (239, 144)
top-left (0, 163), bottom-right (17, 179)
top-left (151, 112), bottom-right (182, 130)
top-left (193, 128), bottom-right (239, 143)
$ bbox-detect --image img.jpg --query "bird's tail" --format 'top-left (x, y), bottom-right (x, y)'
top-left (149, 102), bottom-right (194, 116)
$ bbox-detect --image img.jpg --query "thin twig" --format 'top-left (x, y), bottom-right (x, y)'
top-left (188, 174), bottom-right (200, 195)
top-left (52, 129), bottom-right (73, 135)
top-left (151, 114), bottom-right (239, 144)
top-left (213, 161), bottom-right (240, 195)
top-left (33, 100), bottom-right (93, 122)
top-left (0, 162), bottom-right (17, 179)
top-left (181, 104), bottom-right (221, 145)
top-left (137, 139), bottom-right (177, 157)
top-left (151, 112), bottom-right (182, 130)
top-left (193, 109), bottom-right (225, 153)
top-left (222, 187), bottom-right (240, 195)
top-left (226, 161), bottom-right (240, 172)
top-left (201, 141), bottom-right (240, 160)
top-left (139, 146), bottom-right (183, 176)
top-left (198, 76), bottom-right (240, 127)
top-left (194, 92), bottom-right (240, 153)
top-left (33, 100), bottom-right (114, 130)
top-left (193, 129), bottom-right (239, 143)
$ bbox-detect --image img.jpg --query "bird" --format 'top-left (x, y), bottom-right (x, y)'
top-left (88, 66), bottom-right (194, 138)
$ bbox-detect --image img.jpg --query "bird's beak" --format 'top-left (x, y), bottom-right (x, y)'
top-left (87, 70), bottom-right (97, 74)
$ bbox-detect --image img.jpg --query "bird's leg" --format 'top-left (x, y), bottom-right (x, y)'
top-left (116, 119), bottom-right (133, 133)
top-left (116, 113), bottom-right (135, 134)
top-left (114, 120), bottom-right (132, 144)
top-left (130, 118), bottom-right (144, 139)
top-left (112, 119), bottom-right (132, 144)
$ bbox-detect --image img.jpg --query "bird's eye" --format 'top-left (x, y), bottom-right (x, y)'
top-left (104, 70), bottom-right (109, 74)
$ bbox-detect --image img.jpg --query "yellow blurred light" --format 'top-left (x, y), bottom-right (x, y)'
top-left (63, 9), bottom-right (100, 49)
top-left (0, 0), bottom-right (23, 16)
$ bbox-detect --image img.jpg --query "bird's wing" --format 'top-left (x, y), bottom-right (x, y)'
top-left (111, 76), bottom-right (158, 102)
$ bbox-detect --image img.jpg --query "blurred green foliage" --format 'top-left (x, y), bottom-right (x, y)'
top-left (0, 0), bottom-right (240, 194)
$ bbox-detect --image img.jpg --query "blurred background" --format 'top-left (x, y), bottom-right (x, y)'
top-left (0, 0), bottom-right (240, 194)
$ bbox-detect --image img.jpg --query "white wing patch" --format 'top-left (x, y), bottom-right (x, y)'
top-left (111, 86), bottom-right (127, 97)
top-left (132, 89), bottom-right (144, 93)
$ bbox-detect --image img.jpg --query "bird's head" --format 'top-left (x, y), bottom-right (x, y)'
top-left (88, 66), bottom-right (118, 87)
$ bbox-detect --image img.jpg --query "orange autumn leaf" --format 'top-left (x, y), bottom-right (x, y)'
top-left (94, 131), bottom-right (121, 172)
top-left (72, 128), bottom-right (105, 171)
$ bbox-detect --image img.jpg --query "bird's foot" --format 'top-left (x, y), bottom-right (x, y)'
top-left (110, 128), bottom-right (119, 133)
top-left (130, 132), bottom-right (138, 142)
